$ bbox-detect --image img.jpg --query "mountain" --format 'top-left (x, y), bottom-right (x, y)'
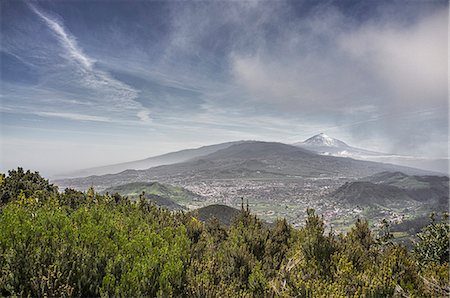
top-left (54, 141), bottom-right (432, 191)
top-left (294, 133), bottom-right (388, 158)
top-left (294, 133), bottom-right (448, 174)
top-left (190, 204), bottom-right (241, 226)
top-left (363, 171), bottom-right (449, 203)
top-left (103, 181), bottom-right (202, 206)
top-left (300, 133), bottom-right (351, 148)
top-left (330, 171), bottom-right (449, 208)
top-left (331, 181), bottom-right (412, 206)
top-left (57, 141), bottom-right (248, 178)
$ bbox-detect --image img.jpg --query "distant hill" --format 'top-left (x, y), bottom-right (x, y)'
top-left (54, 141), bottom-right (432, 191)
top-left (362, 171), bottom-right (411, 185)
top-left (331, 171), bottom-right (449, 208)
top-left (104, 181), bottom-right (202, 207)
top-left (331, 181), bottom-right (411, 206)
top-left (363, 171), bottom-right (449, 205)
top-left (191, 204), bottom-right (241, 226)
top-left (57, 141), bottom-right (248, 178)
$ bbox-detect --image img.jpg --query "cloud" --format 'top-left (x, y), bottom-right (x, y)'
top-left (227, 4), bottom-right (448, 155)
top-left (232, 6), bottom-right (447, 110)
top-left (29, 4), bottom-right (94, 69)
top-left (26, 3), bottom-right (151, 123)
top-left (35, 112), bottom-right (111, 122)
top-left (339, 9), bottom-right (448, 110)
top-left (137, 109), bottom-right (152, 123)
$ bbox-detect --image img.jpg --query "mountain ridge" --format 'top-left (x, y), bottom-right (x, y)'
top-left (56, 141), bottom-right (249, 178)
top-left (56, 134), bottom-right (447, 179)
top-left (54, 141), bottom-right (435, 191)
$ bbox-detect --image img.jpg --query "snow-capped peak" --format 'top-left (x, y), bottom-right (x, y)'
top-left (302, 133), bottom-right (349, 148)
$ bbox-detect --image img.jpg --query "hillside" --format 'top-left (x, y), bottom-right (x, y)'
top-left (331, 171), bottom-right (449, 208)
top-left (364, 171), bottom-right (449, 203)
top-left (191, 204), bottom-right (241, 227)
top-left (142, 193), bottom-right (185, 210)
top-left (330, 181), bottom-right (412, 206)
top-left (104, 181), bottom-right (202, 206)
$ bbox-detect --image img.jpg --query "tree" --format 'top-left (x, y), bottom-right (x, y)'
top-left (414, 213), bottom-right (449, 266)
top-left (0, 168), bottom-right (57, 204)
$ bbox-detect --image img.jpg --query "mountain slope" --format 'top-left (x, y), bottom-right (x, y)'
top-left (363, 171), bottom-right (449, 203)
top-left (54, 142), bottom-right (432, 191)
top-left (331, 181), bottom-right (411, 206)
top-left (57, 141), bottom-right (248, 178)
top-left (331, 171), bottom-right (449, 208)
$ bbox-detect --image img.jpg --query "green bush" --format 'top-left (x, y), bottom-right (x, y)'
top-left (0, 195), bottom-right (190, 297)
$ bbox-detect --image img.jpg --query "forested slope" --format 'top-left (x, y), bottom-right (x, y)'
top-left (1, 168), bottom-right (448, 297)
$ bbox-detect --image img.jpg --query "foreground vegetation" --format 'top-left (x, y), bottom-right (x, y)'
top-left (1, 168), bottom-right (449, 297)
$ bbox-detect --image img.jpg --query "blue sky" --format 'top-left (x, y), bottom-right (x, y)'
top-left (1, 0), bottom-right (448, 175)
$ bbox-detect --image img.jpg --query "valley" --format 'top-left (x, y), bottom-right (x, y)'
top-left (53, 136), bottom-right (448, 234)
top-left (170, 175), bottom-right (435, 233)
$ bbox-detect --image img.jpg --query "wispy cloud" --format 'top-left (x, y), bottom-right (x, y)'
top-left (137, 109), bottom-right (152, 123)
top-left (29, 4), bottom-right (94, 69)
top-left (27, 3), bottom-right (149, 123)
top-left (35, 112), bottom-right (111, 122)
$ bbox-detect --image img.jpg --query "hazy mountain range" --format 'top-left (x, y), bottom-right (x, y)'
top-left (56, 134), bottom-right (446, 182)
top-left (54, 139), bottom-right (436, 192)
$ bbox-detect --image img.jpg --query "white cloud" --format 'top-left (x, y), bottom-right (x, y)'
top-left (339, 9), bottom-right (448, 109)
top-left (28, 4), bottom-right (146, 121)
top-left (35, 112), bottom-right (111, 122)
top-left (29, 4), bottom-right (94, 69)
top-left (137, 109), bottom-right (152, 123)
top-left (232, 8), bottom-right (448, 113)
top-left (228, 5), bottom-right (448, 156)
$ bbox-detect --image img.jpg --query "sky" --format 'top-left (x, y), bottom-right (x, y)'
top-left (1, 0), bottom-right (448, 176)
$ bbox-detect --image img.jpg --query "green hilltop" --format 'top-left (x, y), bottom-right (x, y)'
top-left (104, 181), bottom-right (202, 205)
